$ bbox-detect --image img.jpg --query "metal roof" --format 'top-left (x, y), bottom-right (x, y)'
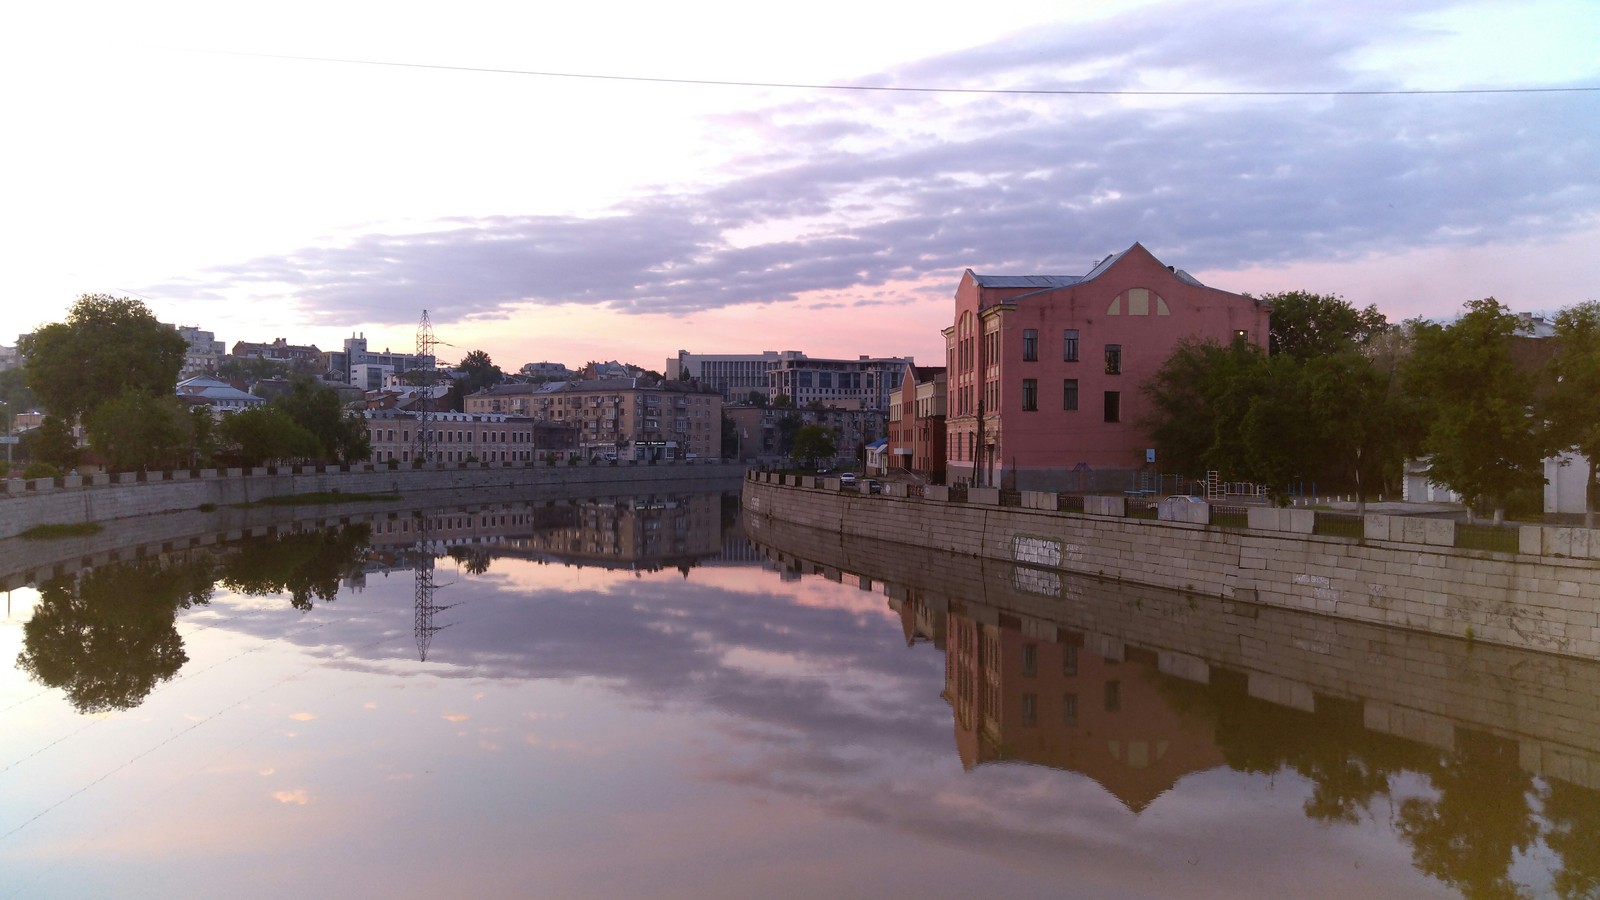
top-left (969, 274), bottom-right (1084, 289)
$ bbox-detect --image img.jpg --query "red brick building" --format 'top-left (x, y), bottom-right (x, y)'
top-left (886, 365), bottom-right (946, 481)
top-left (943, 243), bottom-right (1269, 491)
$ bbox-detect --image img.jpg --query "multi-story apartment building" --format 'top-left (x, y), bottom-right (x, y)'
top-left (230, 337), bottom-right (324, 367)
top-left (886, 365), bottom-right (947, 480)
top-left (944, 242), bottom-right (1269, 491)
top-left (766, 353), bottom-right (914, 411)
top-left (724, 404), bottom-right (886, 465)
top-left (667, 350), bottom-right (788, 402)
top-left (362, 409), bottom-right (576, 464)
top-left (171, 325), bottom-right (225, 377)
top-left (464, 378), bottom-right (722, 461)
top-left (671, 350), bottom-right (915, 410)
top-left (0, 344), bottom-right (18, 372)
top-left (325, 333), bottom-right (436, 385)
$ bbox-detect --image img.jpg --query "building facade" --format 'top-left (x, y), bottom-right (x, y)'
top-left (667, 350), bottom-right (788, 402)
top-left (887, 365), bottom-right (947, 480)
top-left (943, 243), bottom-right (1269, 491)
top-left (325, 334), bottom-right (436, 385)
top-left (230, 338), bottom-right (323, 367)
top-left (464, 378), bottom-right (722, 460)
top-left (363, 409), bottom-right (576, 464)
top-left (171, 326), bottom-right (226, 377)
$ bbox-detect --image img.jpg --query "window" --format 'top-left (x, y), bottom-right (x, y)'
top-left (1022, 329), bottom-right (1038, 361)
top-left (1063, 645), bottom-right (1079, 677)
top-left (1063, 379), bottom-right (1079, 411)
top-left (1022, 693), bottom-right (1038, 726)
top-left (1021, 379), bottom-right (1038, 411)
top-left (1063, 329), bottom-right (1079, 362)
top-left (1104, 391), bottom-right (1121, 423)
top-left (1021, 643), bottom-right (1037, 676)
top-left (1062, 693), bottom-right (1078, 726)
top-left (1233, 329), bottom-right (1249, 344)
top-left (1105, 681), bottom-right (1122, 713)
top-left (1105, 344), bottom-right (1122, 374)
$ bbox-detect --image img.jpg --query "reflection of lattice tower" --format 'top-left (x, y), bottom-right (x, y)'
top-left (413, 512), bottom-right (457, 662)
top-left (412, 309), bottom-right (438, 464)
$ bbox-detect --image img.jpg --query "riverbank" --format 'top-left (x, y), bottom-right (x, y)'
top-left (741, 472), bottom-right (1600, 659)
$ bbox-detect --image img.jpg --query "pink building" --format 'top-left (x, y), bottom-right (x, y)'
top-left (943, 243), bottom-right (1269, 491)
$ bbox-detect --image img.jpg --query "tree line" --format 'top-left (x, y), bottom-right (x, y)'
top-left (13, 295), bottom-right (370, 474)
top-left (1143, 292), bottom-right (1600, 525)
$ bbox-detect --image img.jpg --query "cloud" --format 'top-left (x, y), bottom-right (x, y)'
top-left (145, 2), bottom-right (1599, 329)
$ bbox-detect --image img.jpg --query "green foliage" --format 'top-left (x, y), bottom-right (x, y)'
top-left (1266, 291), bottom-right (1389, 360)
top-left (189, 406), bottom-right (218, 467)
top-left (1403, 298), bottom-right (1547, 519)
top-left (20, 522), bottom-right (102, 539)
top-left (23, 461), bottom-right (62, 479)
top-left (771, 393), bottom-right (794, 408)
top-left (20, 295), bottom-right (186, 422)
top-left (721, 413), bottom-right (738, 458)
top-left (775, 412), bottom-right (803, 456)
top-left (1546, 301), bottom-right (1600, 524)
top-left (216, 356), bottom-right (297, 383)
top-left (218, 405), bottom-right (320, 467)
top-left (456, 350), bottom-right (503, 393)
top-left (746, 390), bottom-right (769, 407)
top-left (87, 389), bottom-right (194, 472)
top-left (28, 416), bottom-right (80, 470)
top-left (0, 367), bottom-right (36, 417)
top-left (792, 424), bottom-right (837, 470)
top-left (15, 558), bottom-right (213, 713)
top-left (273, 377), bottom-right (370, 463)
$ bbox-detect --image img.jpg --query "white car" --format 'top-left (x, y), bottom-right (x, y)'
top-left (838, 472), bottom-right (857, 485)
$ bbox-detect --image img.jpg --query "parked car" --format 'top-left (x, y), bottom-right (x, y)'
top-left (863, 479), bottom-right (882, 494)
top-left (838, 472), bottom-right (857, 485)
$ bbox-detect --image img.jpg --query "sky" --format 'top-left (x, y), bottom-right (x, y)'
top-left (2, 0), bottom-right (1597, 371)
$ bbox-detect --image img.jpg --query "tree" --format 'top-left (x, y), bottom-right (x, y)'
top-left (20, 295), bottom-right (186, 423)
top-left (792, 424), bottom-right (837, 470)
top-left (218, 525), bottom-right (371, 610)
top-left (219, 405), bottom-right (320, 467)
top-left (1546, 301), bottom-right (1600, 528)
top-left (1403, 298), bottom-right (1547, 524)
top-left (1266, 291), bottom-right (1389, 361)
top-left (274, 377), bottom-right (370, 462)
top-left (86, 389), bottom-right (194, 472)
top-left (721, 413), bottom-right (739, 459)
top-left (746, 390), bottom-right (769, 408)
top-left (27, 415), bottom-right (81, 470)
top-left (190, 405), bottom-right (218, 467)
top-left (1142, 339), bottom-right (1267, 476)
top-left (457, 350), bottom-right (504, 394)
top-left (771, 393), bottom-right (795, 409)
top-left (15, 558), bottom-right (213, 713)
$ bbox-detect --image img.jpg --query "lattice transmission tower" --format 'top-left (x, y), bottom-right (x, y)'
top-left (411, 309), bottom-right (438, 464)
top-left (413, 511), bottom-right (458, 662)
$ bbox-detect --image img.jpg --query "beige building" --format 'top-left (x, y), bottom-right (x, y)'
top-left (363, 409), bottom-right (575, 464)
top-left (465, 378), bottom-right (722, 460)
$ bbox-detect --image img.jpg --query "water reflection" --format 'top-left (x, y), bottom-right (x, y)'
top-left (4, 490), bottom-right (1598, 897)
top-left (753, 514), bottom-right (1600, 899)
top-left (15, 557), bottom-right (214, 714)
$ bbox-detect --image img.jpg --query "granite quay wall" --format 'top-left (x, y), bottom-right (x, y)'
top-left (746, 513), bottom-right (1600, 792)
top-left (741, 473), bottom-right (1600, 659)
top-left (0, 461), bottom-right (746, 541)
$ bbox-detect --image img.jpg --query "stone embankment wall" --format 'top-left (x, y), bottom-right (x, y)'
top-left (745, 514), bottom-right (1600, 792)
top-left (741, 473), bottom-right (1600, 659)
top-left (0, 461), bottom-right (745, 541)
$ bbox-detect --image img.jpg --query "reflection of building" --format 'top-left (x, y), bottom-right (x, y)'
top-left (941, 609), bottom-right (1225, 811)
top-left (514, 494), bottom-right (723, 571)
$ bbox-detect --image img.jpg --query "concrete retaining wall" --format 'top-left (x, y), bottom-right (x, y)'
top-left (0, 461), bottom-right (746, 540)
top-left (742, 474), bottom-right (1600, 659)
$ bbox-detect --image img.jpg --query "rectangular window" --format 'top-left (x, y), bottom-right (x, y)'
top-left (1022, 329), bottom-right (1038, 361)
top-left (1022, 693), bottom-right (1038, 726)
top-left (1105, 344), bottom-right (1122, 374)
top-left (1063, 645), bottom-right (1078, 677)
top-left (1021, 644), bottom-right (1037, 676)
top-left (1063, 329), bottom-right (1079, 362)
top-left (1104, 391), bottom-right (1121, 423)
top-left (1062, 693), bottom-right (1078, 726)
top-left (1105, 681), bottom-right (1122, 713)
top-left (1021, 379), bottom-right (1038, 411)
top-left (1063, 379), bottom-right (1078, 411)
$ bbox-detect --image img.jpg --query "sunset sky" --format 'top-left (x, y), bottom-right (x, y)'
top-left (3, 0), bottom-right (1597, 371)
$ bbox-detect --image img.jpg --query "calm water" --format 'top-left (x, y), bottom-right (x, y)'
top-left (2, 490), bottom-right (1597, 899)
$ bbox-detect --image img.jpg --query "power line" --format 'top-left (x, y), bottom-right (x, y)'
top-left (216, 50), bottom-right (1600, 98)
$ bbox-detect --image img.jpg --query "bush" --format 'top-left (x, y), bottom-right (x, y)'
top-left (23, 462), bottom-right (61, 480)
top-left (385, 458), bottom-right (399, 470)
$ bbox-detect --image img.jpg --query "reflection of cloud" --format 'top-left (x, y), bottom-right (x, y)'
top-left (258, 768), bottom-right (275, 776)
top-left (288, 712), bottom-right (316, 721)
top-left (362, 702), bottom-right (377, 710)
top-left (271, 789), bottom-right (311, 805)
top-left (443, 713), bottom-right (470, 723)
